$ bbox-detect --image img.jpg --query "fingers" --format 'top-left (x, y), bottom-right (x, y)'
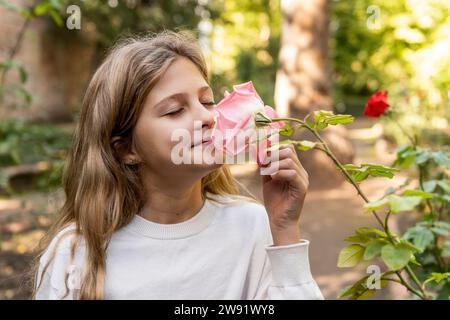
top-left (262, 143), bottom-right (308, 180)
top-left (269, 169), bottom-right (298, 182)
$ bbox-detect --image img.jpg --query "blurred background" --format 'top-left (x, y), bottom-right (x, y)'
top-left (0, 0), bottom-right (449, 299)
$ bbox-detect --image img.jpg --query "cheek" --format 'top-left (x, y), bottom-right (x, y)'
top-left (134, 118), bottom-right (190, 164)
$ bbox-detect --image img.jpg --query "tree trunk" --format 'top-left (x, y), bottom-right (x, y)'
top-left (274, 0), bottom-right (354, 189)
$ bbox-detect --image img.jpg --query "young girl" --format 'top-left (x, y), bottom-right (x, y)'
top-left (31, 30), bottom-right (324, 300)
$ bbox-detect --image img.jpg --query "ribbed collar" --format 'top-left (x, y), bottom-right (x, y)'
top-left (124, 194), bottom-right (219, 240)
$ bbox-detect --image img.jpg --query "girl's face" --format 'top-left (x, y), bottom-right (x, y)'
top-left (131, 56), bottom-right (223, 180)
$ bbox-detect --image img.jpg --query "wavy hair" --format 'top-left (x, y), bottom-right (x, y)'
top-left (30, 29), bottom-right (259, 300)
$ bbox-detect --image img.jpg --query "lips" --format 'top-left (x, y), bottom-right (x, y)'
top-left (191, 137), bottom-right (213, 148)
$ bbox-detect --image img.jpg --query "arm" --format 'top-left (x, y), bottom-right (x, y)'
top-left (246, 213), bottom-right (324, 300)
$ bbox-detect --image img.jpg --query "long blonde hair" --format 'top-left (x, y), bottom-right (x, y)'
top-left (30, 29), bottom-right (259, 300)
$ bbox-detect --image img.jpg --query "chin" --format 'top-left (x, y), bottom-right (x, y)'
top-left (191, 161), bottom-right (223, 172)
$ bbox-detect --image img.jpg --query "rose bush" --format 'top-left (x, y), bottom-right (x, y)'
top-left (246, 84), bottom-right (449, 299)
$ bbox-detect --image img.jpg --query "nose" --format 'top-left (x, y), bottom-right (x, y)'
top-left (195, 101), bottom-right (216, 130)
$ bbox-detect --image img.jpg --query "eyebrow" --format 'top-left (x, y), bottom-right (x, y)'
top-left (153, 86), bottom-right (213, 110)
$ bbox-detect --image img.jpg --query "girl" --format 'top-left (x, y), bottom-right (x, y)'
top-left (31, 29), bottom-right (324, 300)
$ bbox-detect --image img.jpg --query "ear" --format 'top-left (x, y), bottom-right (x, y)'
top-left (111, 136), bottom-right (141, 165)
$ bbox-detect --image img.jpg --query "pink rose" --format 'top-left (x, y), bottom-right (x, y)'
top-left (212, 81), bottom-right (284, 165)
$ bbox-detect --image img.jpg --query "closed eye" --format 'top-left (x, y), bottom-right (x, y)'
top-left (165, 102), bottom-right (215, 117)
top-left (165, 109), bottom-right (184, 116)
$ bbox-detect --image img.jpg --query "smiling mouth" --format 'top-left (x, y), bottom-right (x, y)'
top-left (191, 138), bottom-right (213, 148)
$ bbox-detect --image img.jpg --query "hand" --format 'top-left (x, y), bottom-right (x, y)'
top-left (259, 143), bottom-right (309, 245)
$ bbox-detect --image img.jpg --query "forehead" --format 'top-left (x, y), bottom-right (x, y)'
top-left (146, 57), bottom-right (210, 105)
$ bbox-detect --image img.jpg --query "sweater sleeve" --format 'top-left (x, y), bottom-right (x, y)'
top-left (34, 225), bottom-right (83, 300)
top-left (246, 207), bottom-right (324, 300)
top-left (251, 241), bottom-right (324, 300)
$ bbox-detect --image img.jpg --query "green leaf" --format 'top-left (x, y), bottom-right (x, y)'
top-left (399, 239), bottom-right (421, 253)
top-left (1, 60), bottom-right (15, 71)
top-left (393, 145), bottom-right (416, 169)
top-left (325, 114), bottom-right (354, 125)
top-left (48, 0), bottom-right (62, 10)
top-left (296, 140), bottom-right (316, 151)
top-left (402, 227), bottom-right (434, 253)
top-left (438, 194), bottom-right (450, 203)
top-left (364, 198), bottom-right (389, 212)
top-left (424, 273), bottom-right (450, 286)
top-left (279, 124), bottom-right (294, 137)
top-left (402, 189), bottom-right (433, 199)
top-left (415, 150), bottom-right (431, 165)
top-left (337, 273), bottom-right (390, 300)
top-left (356, 227), bottom-right (388, 238)
top-left (19, 9), bottom-right (33, 19)
top-left (33, 2), bottom-right (49, 16)
top-left (381, 243), bottom-right (413, 271)
top-left (352, 170), bottom-right (370, 182)
top-left (430, 227), bottom-right (450, 237)
top-left (340, 164), bottom-right (361, 171)
top-left (441, 241), bottom-right (450, 257)
top-left (344, 234), bottom-right (371, 244)
top-left (12, 86), bottom-right (32, 104)
top-left (344, 227), bottom-right (387, 244)
top-left (339, 163), bottom-right (399, 182)
top-left (336, 275), bottom-right (369, 298)
top-left (315, 122), bottom-right (328, 129)
top-left (49, 8), bottom-right (63, 27)
top-left (363, 239), bottom-right (388, 260)
top-left (433, 221), bottom-right (450, 230)
top-left (394, 145), bottom-right (411, 154)
top-left (423, 180), bottom-right (438, 193)
top-left (437, 180), bottom-right (450, 194)
top-left (344, 233), bottom-right (373, 244)
top-left (431, 151), bottom-right (450, 169)
top-left (312, 110), bottom-right (354, 129)
top-left (313, 110), bottom-right (334, 122)
top-left (388, 195), bottom-right (422, 214)
top-left (337, 244), bottom-right (365, 268)
top-left (350, 289), bottom-right (376, 300)
top-left (409, 255), bottom-right (421, 267)
top-left (18, 65), bottom-right (27, 83)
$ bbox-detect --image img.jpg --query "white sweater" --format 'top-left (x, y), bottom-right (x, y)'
top-left (35, 192), bottom-right (324, 300)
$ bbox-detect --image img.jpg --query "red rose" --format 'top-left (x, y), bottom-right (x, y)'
top-left (364, 91), bottom-right (390, 118)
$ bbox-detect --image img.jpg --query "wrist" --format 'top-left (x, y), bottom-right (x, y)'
top-left (270, 223), bottom-right (301, 246)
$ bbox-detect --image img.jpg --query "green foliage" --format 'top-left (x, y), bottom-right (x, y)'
top-left (339, 140), bottom-right (450, 299)
top-left (0, 121), bottom-right (71, 193)
top-left (312, 110), bottom-right (354, 129)
top-left (339, 227), bottom-right (389, 267)
top-left (381, 243), bottom-right (414, 271)
top-left (0, 0), bottom-right (65, 111)
top-left (339, 163), bottom-right (399, 182)
top-left (337, 273), bottom-right (390, 300)
top-left (424, 273), bottom-right (450, 286)
top-left (364, 239), bottom-right (388, 260)
top-left (364, 188), bottom-right (439, 214)
top-left (331, 0), bottom-right (450, 122)
top-left (207, 0), bottom-right (281, 106)
top-left (394, 145), bottom-right (450, 169)
top-left (278, 124), bottom-right (294, 137)
top-left (57, 0), bottom-right (210, 48)
top-left (337, 244), bottom-right (365, 268)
